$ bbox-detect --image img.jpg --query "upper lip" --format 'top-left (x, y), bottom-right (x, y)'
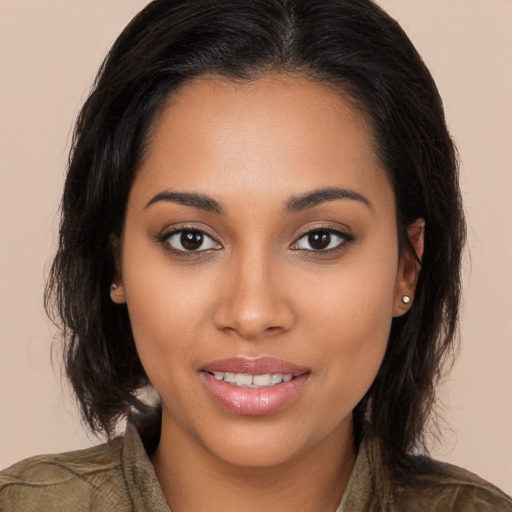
top-left (201, 357), bottom-right (310, 376)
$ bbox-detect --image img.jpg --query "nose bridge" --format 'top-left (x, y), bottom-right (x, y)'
top-left (214, 243), bottom-right (293, 339)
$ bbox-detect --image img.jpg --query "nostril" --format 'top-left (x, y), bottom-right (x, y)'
top-left (213, 291), bottom-right (295, 339)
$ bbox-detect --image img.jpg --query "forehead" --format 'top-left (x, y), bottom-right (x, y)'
top-left (132, 74), bottom-right (393, 211)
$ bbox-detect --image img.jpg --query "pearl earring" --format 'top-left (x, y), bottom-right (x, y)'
top-left (110, 283), bottom-right (124, 303)
top-left (401, 295), bottom-right (411, 304)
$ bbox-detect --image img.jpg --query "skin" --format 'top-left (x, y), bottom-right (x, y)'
top-left (112, 75), bottom-right (423, 512)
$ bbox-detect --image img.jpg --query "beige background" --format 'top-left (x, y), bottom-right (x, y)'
top-left (1, 0), bottom-right (511, 494)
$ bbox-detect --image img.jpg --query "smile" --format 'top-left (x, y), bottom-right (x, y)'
top-left (200, 357), bottom-right (310, 416)
top-left (209, 371), bottom-right (294, 388)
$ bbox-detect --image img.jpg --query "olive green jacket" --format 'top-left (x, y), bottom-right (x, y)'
top-left (1, 423), bottom-right (511, 511)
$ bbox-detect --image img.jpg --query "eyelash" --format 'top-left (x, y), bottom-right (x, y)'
top-left (157, 224), bottom-right (222, 258)
top-left (157, 224), bottom-right (355, 257)
top-left (291, 226), bottom-right (355, 255)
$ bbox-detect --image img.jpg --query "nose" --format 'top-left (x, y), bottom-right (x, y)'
top-left (213, 249), bottom-right (295, 340)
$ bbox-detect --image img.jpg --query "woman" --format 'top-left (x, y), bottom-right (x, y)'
top-left (1, 0), bottom-right (510, 510)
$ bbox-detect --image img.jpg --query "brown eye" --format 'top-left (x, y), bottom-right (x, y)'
top-left (308, 232), bottom-right (331, 250)
top-left (292, 228), bottom-right (353, 252)
top-left (181, 231), bottom-right (204, 251)
top-left (164, 229), bottom-right (221, 252)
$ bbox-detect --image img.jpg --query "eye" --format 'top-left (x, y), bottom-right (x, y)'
top-left (291, 228), bottom-right (353, 252)
top-left (162, 229), bottom-right (221, 253)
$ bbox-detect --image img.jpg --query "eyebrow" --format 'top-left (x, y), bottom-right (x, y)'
top-left (285, 187), bottom-right (373, 213)
top-left (145, 186), bottom-right (372, 215)
top-left (145, 191), bottom-right (224, 214)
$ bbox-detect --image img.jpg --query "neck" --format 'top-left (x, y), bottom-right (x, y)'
top-left (151, 408), bottom-right (356, 512)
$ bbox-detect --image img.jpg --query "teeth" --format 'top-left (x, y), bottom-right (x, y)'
top-left (209, 371), bottom-right (294, 388)
top-left (253, 374), bottom-right (271, 386)
top-left (270, 373), bottom-right (283, 385)
top-left (223, 372), bottom-right (236, 383)
top-left (235, 374), bottom-right (253, 387)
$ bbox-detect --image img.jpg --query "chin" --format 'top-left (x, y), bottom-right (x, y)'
top-left (194, 411), bottom-right (353, 470)
top-left (204, 425), bottom-right (310, 469)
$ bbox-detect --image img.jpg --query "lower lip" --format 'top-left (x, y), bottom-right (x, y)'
top-left (201, 372), bottom-right (309, 416)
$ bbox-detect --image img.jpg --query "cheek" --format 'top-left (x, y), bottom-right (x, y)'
top-left (121, 244), bottom-right (217, 378)
top-left (300, 254), bottom-right (397, 400)
top-left (303, 250), bottom-right (397, 336)
top-left (315, 291), bottom-right (392, 374)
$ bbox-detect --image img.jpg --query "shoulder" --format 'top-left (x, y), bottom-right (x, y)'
top-left (393, 457), bottom-right (512, 511)
top-left (0, 437), bottom-right (133, 512)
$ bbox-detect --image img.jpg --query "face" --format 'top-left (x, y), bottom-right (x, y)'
top-left (114, 75), bottom-right (416, 468)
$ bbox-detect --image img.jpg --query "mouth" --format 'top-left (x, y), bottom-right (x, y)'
top-left (200, 357), bottom-right (310, 416)
top-left (207, 371), bottom-right (294, 388)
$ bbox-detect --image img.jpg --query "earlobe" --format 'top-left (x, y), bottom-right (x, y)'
top-left (110, 282), bottom-right (126, 304)
top-left (393, 219), bottom-right (425, 317)
top-left (109, 234), bottom-right (126, 304)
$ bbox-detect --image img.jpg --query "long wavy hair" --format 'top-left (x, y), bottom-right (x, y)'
top-left (45, 0), bottom-right (465, 479)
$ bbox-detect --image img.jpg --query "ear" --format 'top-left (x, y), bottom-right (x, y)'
top-left (109, 235), bottom-right (126, 304)
top-left (393, 219), bottom-right (425, 317)
top-left (110, 281), bottom-right (126, 304)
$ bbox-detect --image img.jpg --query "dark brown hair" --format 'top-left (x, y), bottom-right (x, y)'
top-left (45, 0), bottom-right (465, 478)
